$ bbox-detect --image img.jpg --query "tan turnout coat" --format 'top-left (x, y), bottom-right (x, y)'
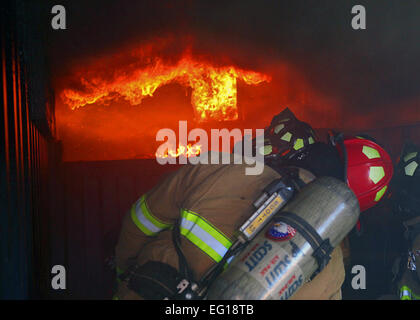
top-left (115, 156), bottom-right (345, 300)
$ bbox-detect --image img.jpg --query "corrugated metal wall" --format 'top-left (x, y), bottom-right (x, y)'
top-left (1, 0), bottom-right (56, 299)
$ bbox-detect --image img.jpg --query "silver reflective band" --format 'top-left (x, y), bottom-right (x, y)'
top-left (134, 200), bottom-right (162, 234)
top-left (400, 290), bottom-right (411, 299)
top-left (180, 218), bottom-right (229, 259)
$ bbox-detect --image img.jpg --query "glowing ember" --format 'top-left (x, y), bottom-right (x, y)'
top-left (155, 143), bottom-right (202, 158)
top-left (60, 53), bottom-right (271, 122)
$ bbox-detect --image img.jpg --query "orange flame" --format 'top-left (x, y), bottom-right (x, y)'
top-left (155, 143), bottom-right (202, 158)
top-left (60, 53), bottom-right (271, 122)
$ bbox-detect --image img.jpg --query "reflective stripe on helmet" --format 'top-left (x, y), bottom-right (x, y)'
top-left (281, 132), bottom-right (292, 142)
top-left (180, 209), bottom-right (232, 262)
top-left (259, 145), bottom-right (273, 156)
top-left (374, 185), bottom-right (387, 202)
top-left (404, 152), bottom-right (418, 162)
top-left (405, 161), bottom-right (418, 176)
top-left (362, 146), bottom-right (380, 159)
top-left (400, 285), bottom-right (420, 300)
top-left (293, 138), bottom-right (304, 150)
top-left (130, 195), bottom-right (172, 236)
top-left (369, 166), bottom-right (385, 184)
top-left (274, 124), bottom-right (284, 134)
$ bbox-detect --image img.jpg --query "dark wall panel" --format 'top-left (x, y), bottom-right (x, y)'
top-left (53, 160), bottom-right (180, 299)
top-left (1, 0), bottom-right (56, 299)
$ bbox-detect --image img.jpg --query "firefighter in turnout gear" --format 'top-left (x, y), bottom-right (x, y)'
top-left (114, 155), bottom-right (347, 300)
top-left (113, 108), bottom-right (393, 300)
top-left (390, 142), bottom-right (420, 300)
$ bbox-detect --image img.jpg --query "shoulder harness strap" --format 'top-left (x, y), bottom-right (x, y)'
top-left (275, 211), bottom-right (334, 278)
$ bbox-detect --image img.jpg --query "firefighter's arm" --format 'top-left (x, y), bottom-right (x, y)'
top-left (114, 204), bottom-right (169, 275)
top-left (115, 165), bottom-right (192, 274)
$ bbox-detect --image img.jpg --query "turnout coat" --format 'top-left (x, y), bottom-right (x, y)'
top-left (115, 154), bottom-right (345, 300)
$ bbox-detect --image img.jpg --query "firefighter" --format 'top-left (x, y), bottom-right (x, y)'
top-left (390, 142), bottom-right (420, 300)
top-left (113, 108), bottom-right (393, 300)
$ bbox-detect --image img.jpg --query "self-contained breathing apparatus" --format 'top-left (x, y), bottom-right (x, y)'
top-left (119, 172), bottom-right (296, 299)
top-left (118, 168), bottom-right (360, 300)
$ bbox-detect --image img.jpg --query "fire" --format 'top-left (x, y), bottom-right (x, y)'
top-left (155, 143), bottom-right (202, 158)
top-left (60, 52), bottom-right (271, 122)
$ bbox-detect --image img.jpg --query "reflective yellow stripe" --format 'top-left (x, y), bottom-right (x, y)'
top-left (131, 195), bottom-right (172, 236)
top-left (405, 161), bottom-right (418, 176)
top-left (374, 185), bottom-right (387, 202)
top-left (281, 132), bottom-right (292, 142)
top-left (180, 209), bottom-right (232, 262)
top-left (293, 138), bottom-right (304, 150)
top-left (369, 166), bottom-right (385, 184)
top-left (401, 294), bottom-right (411, 300)
top-left (259, 145), bottom-right (273, 155)
top-left (362, 146), bottom-right (380, 159)
top-left (403, 152), bottom-right (417, 162)
top-left (400, 285), bottom-right (420, 300)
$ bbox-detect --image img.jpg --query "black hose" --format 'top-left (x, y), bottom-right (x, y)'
top-left (172, 219), bottom-right (195, 282)
top-left (198, 241), bottom-right (246, 296)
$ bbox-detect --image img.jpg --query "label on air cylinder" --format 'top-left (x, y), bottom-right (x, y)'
top-left (240, 194), bottom-right (284, 239)
top-left (236, 239), bottom-right (304, 300)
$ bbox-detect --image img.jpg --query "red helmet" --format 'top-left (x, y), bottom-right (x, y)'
top-left (334, 135), bottom-right (393, 212)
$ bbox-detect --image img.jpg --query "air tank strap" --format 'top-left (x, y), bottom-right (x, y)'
top-left (276, 211), bottom-right (334, 276)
